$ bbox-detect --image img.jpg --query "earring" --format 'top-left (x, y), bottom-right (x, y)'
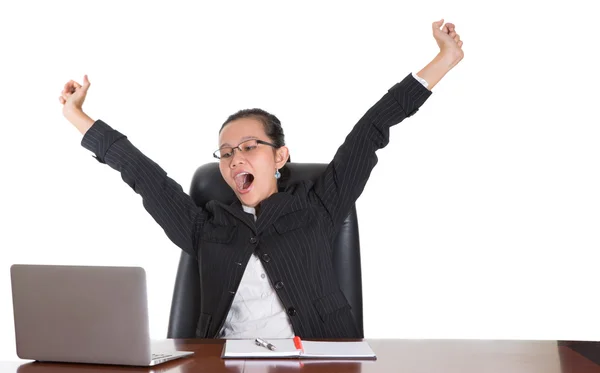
top-left (275, 169), bottom-right (281, 179)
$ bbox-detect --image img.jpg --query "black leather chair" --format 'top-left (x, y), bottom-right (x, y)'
top-left (167, 163), bottom-right (364, 338)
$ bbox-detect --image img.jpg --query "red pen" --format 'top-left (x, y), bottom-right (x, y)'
top-left (293, 336), bottom-right (304, 354)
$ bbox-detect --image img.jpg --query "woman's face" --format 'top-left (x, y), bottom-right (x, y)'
top-left (218, 118), bottom-right (289, 207)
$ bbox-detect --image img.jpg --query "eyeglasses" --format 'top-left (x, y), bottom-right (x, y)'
top-left (213, 138), bottom-right (278, 160)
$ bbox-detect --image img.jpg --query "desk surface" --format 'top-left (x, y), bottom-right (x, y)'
top-left (2, 339), bottom-right (600, 373)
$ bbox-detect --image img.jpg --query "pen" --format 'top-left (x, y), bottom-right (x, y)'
top-left (255, 337), bottom-right (276, 351)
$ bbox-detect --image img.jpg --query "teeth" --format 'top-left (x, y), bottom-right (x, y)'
top-left (234, 172), bottom-right (248, 182)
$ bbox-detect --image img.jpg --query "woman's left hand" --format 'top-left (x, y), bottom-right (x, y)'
top-left (432, 19), bottom-right (464, 65)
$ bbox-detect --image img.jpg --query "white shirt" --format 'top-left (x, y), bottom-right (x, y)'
top-left (218, 73), bottom-right (428, 338)
top-left (412, 72), bottom-right (429, 88)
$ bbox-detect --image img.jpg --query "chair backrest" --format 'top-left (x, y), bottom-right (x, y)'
top-left (167, 163), bottom-right (364, 338)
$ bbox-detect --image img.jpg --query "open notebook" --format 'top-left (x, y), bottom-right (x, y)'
top-left (222, 337), bottom-right (376, 359)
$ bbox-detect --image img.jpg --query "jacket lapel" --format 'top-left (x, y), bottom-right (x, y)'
top-left (255, 192), bottom-right (307, 234)
top-left (219, 191), bottom-right (307, 234)
top-left (220, 200), bottom-right (256, 233)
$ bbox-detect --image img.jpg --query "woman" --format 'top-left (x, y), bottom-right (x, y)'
top-left (59, 20), bottom-right (463, 339)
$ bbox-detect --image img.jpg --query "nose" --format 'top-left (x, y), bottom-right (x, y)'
top-left (229, 148), bottom-right (246, 168)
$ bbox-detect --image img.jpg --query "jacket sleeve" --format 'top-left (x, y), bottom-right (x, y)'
top-left (312, 73), bottom-right (432, 232)
top-left (81, 120), bottom-right (206, 258)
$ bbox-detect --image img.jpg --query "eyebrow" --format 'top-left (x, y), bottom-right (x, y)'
top-left (220, 136), bottom-right (258, 148)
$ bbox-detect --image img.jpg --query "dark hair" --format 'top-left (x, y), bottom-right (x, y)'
top-left (220, 108), bottom-right (291, 187)
top-left (220, 108), bottom-right (291, 163)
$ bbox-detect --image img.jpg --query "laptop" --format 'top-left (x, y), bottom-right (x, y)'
top-left (10, 264), bottom-right (194, 366)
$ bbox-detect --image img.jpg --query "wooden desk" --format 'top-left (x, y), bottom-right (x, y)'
top-left (1, 339), bottom-right (599, 373)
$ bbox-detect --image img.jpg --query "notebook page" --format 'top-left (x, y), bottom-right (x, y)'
top-left (301, 341), bottom-right (376, 358)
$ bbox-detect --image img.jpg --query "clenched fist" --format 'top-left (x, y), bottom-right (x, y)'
top-left (432, 19), bottom-right (464, 68)
top-left (59, 75), bottom-right (94, 135)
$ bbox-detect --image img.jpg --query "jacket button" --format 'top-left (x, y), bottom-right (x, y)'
top-left (274, 281), bottom-right (284, 290)
top-left (261, 253), bottom-right (271, 263)
top-left (287, 307), bottom-right (297, 316)
top-left (250, 237), bottom-right (258, 244)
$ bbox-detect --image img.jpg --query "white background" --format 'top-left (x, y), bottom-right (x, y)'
top-left (1, 0), bottom-right (599, 362)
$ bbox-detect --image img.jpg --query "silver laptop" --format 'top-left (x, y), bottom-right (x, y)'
top-left (10, 264), bottom-right (194, 366)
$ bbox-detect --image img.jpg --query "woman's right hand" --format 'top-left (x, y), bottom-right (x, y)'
top-left (59, 75), bottom-right (95, 135)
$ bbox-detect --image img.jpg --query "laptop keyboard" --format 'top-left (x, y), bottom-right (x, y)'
top-left (152, 353), bottom-right (173, 360)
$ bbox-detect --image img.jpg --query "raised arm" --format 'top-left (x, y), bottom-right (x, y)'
top-left (59, 77), bottom-right (206, 258)
top-left (312, 19), bottom-right (464, 231)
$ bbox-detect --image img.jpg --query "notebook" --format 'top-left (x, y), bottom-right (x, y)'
top-left (222, 337), bottom-right (377, 359)
top-left (10, 264), bottom-right (194, 366)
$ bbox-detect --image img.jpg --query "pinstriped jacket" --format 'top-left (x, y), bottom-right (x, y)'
top-left (81, 73), bottom-right (432, 338)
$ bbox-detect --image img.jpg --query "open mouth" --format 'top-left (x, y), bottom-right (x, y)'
top-left (234, 172), bottom-right (255, 193)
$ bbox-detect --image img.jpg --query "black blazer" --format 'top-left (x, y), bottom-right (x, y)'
top-left (81, 73), bottom-right (432, 338)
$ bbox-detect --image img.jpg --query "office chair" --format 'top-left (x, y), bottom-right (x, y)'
top-left (167, 163), bottom-right (364, 338)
